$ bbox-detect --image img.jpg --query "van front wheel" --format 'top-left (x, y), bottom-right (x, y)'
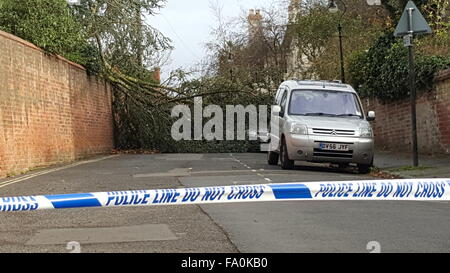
top-left (280, 139), bottom-right (295, 170)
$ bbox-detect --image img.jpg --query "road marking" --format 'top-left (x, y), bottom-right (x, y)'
top-left (231, 180), bottom-right (261, 184)
top-left (157, 154), bottom-right (203, 161)
top-left (134, 169), bottom-right (285, 178)
top-left (0, 155), bottom-right (118, 189)
top-left (228, 154), bottom-right (275, 184)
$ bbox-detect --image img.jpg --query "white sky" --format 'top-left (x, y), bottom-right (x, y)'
top-left (146, 0), bottom-right (285, 79)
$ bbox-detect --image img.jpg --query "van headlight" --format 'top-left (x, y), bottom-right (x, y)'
top-left (360, 127), bottom-right (373, 138)
top-left (290, 123), bottom-right (308, 135)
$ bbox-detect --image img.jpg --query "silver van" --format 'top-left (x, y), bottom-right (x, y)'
top-left (267, 80), bottom-right (375, 174)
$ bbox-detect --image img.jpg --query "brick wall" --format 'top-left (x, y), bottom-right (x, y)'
top-left (0, 30), bottom-right (113, 178)
top-left (362, 69), bottom-right (450, 155)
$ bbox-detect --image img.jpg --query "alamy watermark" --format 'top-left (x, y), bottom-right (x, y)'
top-left (366, 241), bottom-right (381, 253)
top-left (171, 97), bottom-right (279, 151)
top-left (66, 241), bottom-right (81, 253)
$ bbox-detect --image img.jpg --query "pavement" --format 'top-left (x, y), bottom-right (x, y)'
top-left (0, 153), bottom-right (449, 253)
top-left (374, 150), bottom-right (450, 178)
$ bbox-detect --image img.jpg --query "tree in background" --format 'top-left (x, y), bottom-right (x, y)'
top-left (68, 0), bottom-right (175, 149)
top-left (347, 0), bottom-right (450, 102)
top-left (375, 1), bottom-right (449, 56)
top-left (205, 1), bottom-right (289, 92)
top-left (70, 0), bottom-right (171, 78)
top-left (381, 0), bottom-right (429, 21)
top-left (289, 0), bottom-right (386, 80)
top-left (0, 0), bottom-right (260, 151)
top-left (418, 0), bottom-right (450, 56)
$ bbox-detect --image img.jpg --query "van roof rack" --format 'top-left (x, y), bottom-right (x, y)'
top-left (292, 79), bottom-right (348, 88)
top-left (329, 80), bottom-right (342, 84)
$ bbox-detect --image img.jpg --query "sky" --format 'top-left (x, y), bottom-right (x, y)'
top-left (146, 0), bottom-right (285, 80)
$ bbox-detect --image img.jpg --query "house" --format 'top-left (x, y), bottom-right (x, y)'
top-left (282, 0), bottom-right (314, 80)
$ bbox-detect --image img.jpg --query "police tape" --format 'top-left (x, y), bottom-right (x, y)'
top-left (1, 178), bottom-right (449, 212)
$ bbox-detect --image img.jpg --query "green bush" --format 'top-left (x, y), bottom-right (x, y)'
top-left (348, 32), bottom-right (450, 102)
top-left (0, 0), bottom-right (98, 71)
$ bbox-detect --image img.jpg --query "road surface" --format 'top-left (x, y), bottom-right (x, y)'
top-left (0, 153), bottom-right (448, 253)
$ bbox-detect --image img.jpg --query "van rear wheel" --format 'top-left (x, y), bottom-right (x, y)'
top-left (357, 163), bottom-right (372, 174)
top-left (280, 138), bottom-right (295, 170)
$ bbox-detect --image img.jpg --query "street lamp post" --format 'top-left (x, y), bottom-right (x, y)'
top-left (228, 52), bottom-right (233, 81)
top-left (328, 0), bottom-right (347, 83)
top-left (338, 23), bottom-right (345, 83)
top-left (226, 41), bottom-right (234, 81)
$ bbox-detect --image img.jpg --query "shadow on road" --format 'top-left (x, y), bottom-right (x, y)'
top-left (291, 163), bottom-right (360, 175)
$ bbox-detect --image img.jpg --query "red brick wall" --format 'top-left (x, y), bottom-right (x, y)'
top-left (362, 69), bottom-right (450, 155)
top-left (0, 30), bottom-right (113, 178)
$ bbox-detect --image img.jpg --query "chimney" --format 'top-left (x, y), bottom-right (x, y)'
top-left (248, 8), bottom-right (262, 26)
top-left (153, 67), bottom-right (161, 83)
top-left (248, 7), bottom-right (263, 38)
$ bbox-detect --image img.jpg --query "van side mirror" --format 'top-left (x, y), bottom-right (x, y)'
top-left (367, 111), bottom-right (375, 121)
top-left (272, 105), bottom-right (282, 116)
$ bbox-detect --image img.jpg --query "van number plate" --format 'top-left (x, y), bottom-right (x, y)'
top-left (319, 143), bottom-right (349, 151)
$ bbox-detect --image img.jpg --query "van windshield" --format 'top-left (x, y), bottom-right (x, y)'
top-left (289, 90), bottom-right (363, 118)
